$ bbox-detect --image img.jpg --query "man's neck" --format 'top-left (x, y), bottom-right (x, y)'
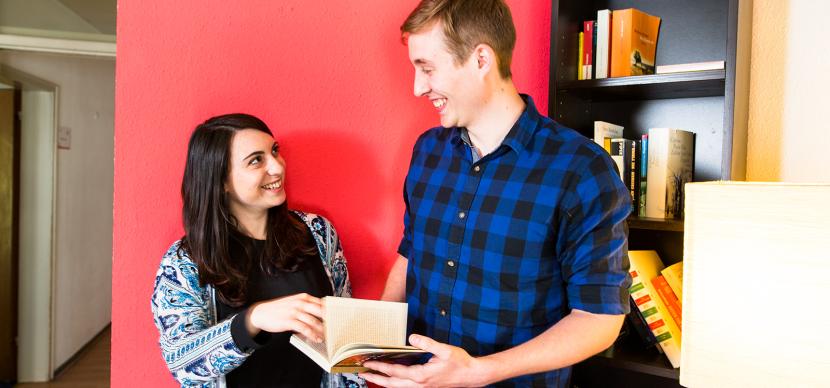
top-left (465, 82), bottom-right (525, 157)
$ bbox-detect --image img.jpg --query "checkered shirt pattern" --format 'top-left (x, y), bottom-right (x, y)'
top-left (397, 95), bottom-right (632, 387)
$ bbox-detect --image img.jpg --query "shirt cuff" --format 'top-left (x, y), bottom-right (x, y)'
top-left (230, 309), bottom-right (272, 353)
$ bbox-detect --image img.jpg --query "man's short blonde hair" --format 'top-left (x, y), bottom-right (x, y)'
top-left (401, 0), bottom-right (517, 79)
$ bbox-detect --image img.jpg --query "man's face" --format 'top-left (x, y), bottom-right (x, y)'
top-left (407, 22), bottom-right (481, 129)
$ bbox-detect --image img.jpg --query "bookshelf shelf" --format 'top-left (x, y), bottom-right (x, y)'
top-left (588, 337), bottom-right (679, 380)
top-left (628, 216), bottom-right (684, 232)
top-left (556, 70), bottom-right (726, 101)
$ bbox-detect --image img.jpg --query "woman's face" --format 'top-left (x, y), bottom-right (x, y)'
top-left (224, 128), bottom-right (287, 220)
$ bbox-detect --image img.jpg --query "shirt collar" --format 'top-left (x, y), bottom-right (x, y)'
top-left (454, 94), bottom-right (541, 156)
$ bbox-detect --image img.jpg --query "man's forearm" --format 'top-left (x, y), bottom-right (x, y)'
top-left (380, 255), bottom-right (408, 302)
top-left (475, 309), bottom-right (625, 384)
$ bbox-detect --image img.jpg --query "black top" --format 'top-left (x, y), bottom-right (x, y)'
top-left (217, 218), bottom-right (333, 388)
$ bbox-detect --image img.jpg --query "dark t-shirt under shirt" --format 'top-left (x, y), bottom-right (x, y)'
top-left (216, 220), bottom-right (333, 388)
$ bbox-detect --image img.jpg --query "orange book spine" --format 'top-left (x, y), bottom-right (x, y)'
top-left (610, 9), bottom-right (633, 78)
top-left (653, 275), bottom-right (682, 330)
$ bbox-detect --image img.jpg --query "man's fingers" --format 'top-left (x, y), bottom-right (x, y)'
top-left (363, 361), bottom-right (426, 382)
top-left (359, 372), bottom-right (419, 388)
top-left (409, 334), bottom-right (453, 359)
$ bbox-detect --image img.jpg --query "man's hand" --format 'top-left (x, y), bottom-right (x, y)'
top-left (361, 334), bottom-right (493, 388)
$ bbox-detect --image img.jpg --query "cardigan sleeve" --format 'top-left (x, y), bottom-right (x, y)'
top-left (150, 241), bottom-right (251, 386)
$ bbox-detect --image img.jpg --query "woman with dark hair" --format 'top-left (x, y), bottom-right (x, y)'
top-left (151, 113), bottom-right (364, 387)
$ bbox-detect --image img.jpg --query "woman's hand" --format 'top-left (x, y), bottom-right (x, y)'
top-left (244, 293), bottom-right (325, 342)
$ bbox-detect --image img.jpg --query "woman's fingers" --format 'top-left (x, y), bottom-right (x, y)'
top-left (293, 311), bottom-right (325, 341)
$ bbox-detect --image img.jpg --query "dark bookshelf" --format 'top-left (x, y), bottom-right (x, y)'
top-left (557, 70), bottom-right (726, 101)
top-left (628, 216), bottom-right (684, 232)
top-left (550, 0), bottom-right (750, 386)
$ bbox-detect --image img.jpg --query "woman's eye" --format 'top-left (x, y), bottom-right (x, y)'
top-left (249, 156), bottom-right (261, 166)
top-left (272, 145), bottom-right (279, 156)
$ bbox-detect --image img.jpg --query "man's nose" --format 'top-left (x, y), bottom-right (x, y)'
top-left (413, 71), bottom-right (429, 97)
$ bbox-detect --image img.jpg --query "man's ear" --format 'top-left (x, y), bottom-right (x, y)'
top-left (473, 44), bottom-right (496, 75)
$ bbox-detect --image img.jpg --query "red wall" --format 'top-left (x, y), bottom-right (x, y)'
top-left (112, 0), bottom-right (550, 385)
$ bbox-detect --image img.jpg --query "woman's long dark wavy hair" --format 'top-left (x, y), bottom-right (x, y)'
top-left (179, 113), bottom-right (317, 307)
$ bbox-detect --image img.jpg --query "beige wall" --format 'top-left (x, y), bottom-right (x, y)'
top-left (747, 0), bottom-right (830, 182)
top-left (0, 50), bottom-right (113, 369)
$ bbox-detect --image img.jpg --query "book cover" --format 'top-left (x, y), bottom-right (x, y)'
top-left (610, 8), bottom-right (661, 78)
top-left (661, 261), bottom-right (683, 303)
top-left (578, 32), bottom-right (584, 80)
top-left (638, 134), bottom-right (648, 217)
top-left (595, 10), bottom-right (611, 79)
top-left (290, 297), bottom-right (427, 373)
top-left (645, 128), bottom-right (695, 219)
top-left (582, 20), bottom-right (594, 79)
top-left (653, 274), bottom-right (682, 331)
top-left (628, 250), bottom-right (682, 368)
top-left (593, 121), bottom-right (623, 152)
top-left (626, 297), bottom-right (662, 351)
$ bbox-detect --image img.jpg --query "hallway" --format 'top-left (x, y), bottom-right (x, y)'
top-left (15, 327), bottom-right (110, 388)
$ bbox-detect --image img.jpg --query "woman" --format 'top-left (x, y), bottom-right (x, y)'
top-left (151, 113), bottom-right (363, 387)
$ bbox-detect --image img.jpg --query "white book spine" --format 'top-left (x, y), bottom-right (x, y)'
top-left (596, 10), bottom-right (611, 79)
top-left (645, 128), bottom-right (668, 218)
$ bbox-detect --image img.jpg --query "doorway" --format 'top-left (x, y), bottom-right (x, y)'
top-left (0, 65), bottom-right (58, 383)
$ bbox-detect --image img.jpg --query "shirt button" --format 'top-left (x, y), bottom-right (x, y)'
top-left (473, 165), bottom-right (481, 173)
top-left (447, 260), bottom-right (455, 267)
top-left (458, 211), bottom-right (466, 219)
top-left (439, 309), bottom-right (447, 316)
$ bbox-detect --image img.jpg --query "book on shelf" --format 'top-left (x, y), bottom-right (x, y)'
top-left (656, 60), bottom-right (725, 74)
top-left (610, 8), bottom-right (661, 78)
top-left (638, 134), bottom-right (648, 217)
top-left (578, 32), bottom-right (584, 80)
top-left (652, 274), bottom-right (682, 331)
top-left (595, 9), bottom-right (611, 79)
top-left (289, 297), bottom-right (427, 373)
top-left (625, 297), bottom-right (662, 352)
top-left (628, 250), bottom-right (682, 368)
top-left (609, 138), bottom-right (641, 211)
top-left (645, 128), bottom-right (695, 219)
top-left (593, 121), bottom-right (623, 152)
top-left (661, 261), bottom-right (683, 304)
top-left (582, 20), bottom-right (594, 80)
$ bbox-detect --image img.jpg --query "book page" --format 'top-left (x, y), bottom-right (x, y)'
top-left (323, 297), bottom-right (408, 359)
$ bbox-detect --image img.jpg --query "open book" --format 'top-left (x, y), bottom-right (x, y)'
top-left (289, 297), bottom-right (427, 373)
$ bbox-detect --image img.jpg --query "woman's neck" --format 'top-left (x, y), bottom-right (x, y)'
top-left (232, 209), bottom-right (268, 240)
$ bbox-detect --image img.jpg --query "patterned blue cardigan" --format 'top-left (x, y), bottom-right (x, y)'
top-left (151, 211), bottom-right (365, 388)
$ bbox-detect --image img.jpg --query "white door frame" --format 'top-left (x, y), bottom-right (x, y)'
top-left (0, 64), bottom-right (59, 382)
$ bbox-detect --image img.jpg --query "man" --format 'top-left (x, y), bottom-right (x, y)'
top-left (361, 0), bottom-right (631, 386)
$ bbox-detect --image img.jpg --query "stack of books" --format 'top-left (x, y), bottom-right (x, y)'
top-left (594, 122), bottom-right (695, 219)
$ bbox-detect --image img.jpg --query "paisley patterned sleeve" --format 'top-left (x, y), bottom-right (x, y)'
top-left (151, 241), bottom-right (250, 386)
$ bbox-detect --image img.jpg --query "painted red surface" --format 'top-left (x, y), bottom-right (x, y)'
top-left (113, 0), bottom-right (549, 385)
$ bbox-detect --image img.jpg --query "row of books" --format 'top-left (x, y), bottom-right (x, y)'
top-left (578, 8), bottom-right (661, 80)
top-left (594, 121), bottom-right (695, 219)
top-left (627, 251), bottom-right (684, 368)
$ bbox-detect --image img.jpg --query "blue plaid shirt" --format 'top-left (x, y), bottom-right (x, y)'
top-left (398, 95), bottom-right (631, 387)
